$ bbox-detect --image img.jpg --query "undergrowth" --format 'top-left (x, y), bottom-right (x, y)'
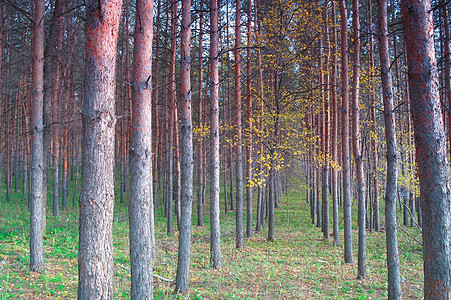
top-left (0, 177), bottom-right (423, 299)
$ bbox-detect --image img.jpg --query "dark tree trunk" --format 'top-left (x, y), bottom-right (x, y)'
top-left (339, 0), bottom-right (353, 264)
top-left (175, 0), bottom-right (193, 292)
top-left (402, 1), bottom-right (451, 298)
top-left (209, 0), bottom-right (222, 268)
top-left (129, 0), bottom-right (155, 296)
top-left (29, 0), bottom-right (45, 273)
top-left (322, 7), bottom-right (330, 240)
top-left (78, 1), bottom-right (122, 298)
top-left (377, 0), bottom-right (402, 298)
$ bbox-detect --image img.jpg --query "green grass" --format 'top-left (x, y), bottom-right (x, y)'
top-left (0, 174), bottom-right (423, 299)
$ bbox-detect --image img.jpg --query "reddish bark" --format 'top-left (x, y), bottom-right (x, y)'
top-left (78, 1), bottom-right (122, 297)
top-left (402, 1), bottom-right (451, 298)
top-left (30, 0), bottom-right (45, 273)
top-left (129, 0), bottom-right (155, 296)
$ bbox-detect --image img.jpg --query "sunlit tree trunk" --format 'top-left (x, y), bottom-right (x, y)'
top-left (402, 1), bottom-right (451, 298)
top-left (78, 1), bottom-right (122, 298)
top-left (377, 0), bottom-right (402, 298)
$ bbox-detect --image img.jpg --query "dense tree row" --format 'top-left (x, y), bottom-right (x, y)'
top-left (0, 0), bottom-right (450, 298)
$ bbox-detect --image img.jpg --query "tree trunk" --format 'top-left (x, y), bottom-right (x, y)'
top-left (331, 0), bottom-right (339, 246)
top-left (29, 0), bottom-right (45, 273)
top-left (322, 8), bottom-right (330, 240)
top-left (209, 0), bottom-right (222, 268)
top-left (351, 0), bottom-right (366, 279)
top-left (234, 0), bottom-right (244, 250)
top-left (78, 1), bottom-right (122, 298)
top-left (50, 0), bottom-right (64, 217)
top-left (245, 0), bottom-right (253, 239)
top-left (339, 0), bottom-right (353, 264)
top-left (402, 1), bottom-right (451, 298)
top-left (377, 0), bottom-right (402, 298)
top-left (175, 0), bottom-right (193, 292)
top-left (129, 0), bottom-right (155, 296)
top-left (197, 4), bottom-right (204, 227)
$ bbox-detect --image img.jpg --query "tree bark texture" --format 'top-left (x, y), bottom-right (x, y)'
top-left (30, 0), bottom-right (45, 273)
top-left (175, 0), bottom-right (193, 293)
top-left (402, 1), bottom-right (451, 298)
top-left (339, 0), bottom-right (353, 264)
top-left (78, 1), bottom-right (122, 298)
top-left (129, 0), bottom-right (155, 297)
top-left (235, 0), bottom-right (245, 250)
top-left (377, 0), bottom-right (402, 298)
top-left (352, 0), bottom-right (366, 279)
top-left (209, 0), bottom-right (222, 268)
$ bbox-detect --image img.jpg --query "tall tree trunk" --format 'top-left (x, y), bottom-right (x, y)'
top-left (368, 0), bottom-right (380, 232)
top-left (245, 0), bottom-right (253, 238)
top-left (175, 0), bottom-right (193, 292)
top-left (50, 0), bottom-right (64, 217)
top-left (209, 0), bottom-right (222, 268)
top-left (402, 1), bottom-right (451, 298)
top-left (78, 1), bottom-right (122, 298)
top-left (322, 7), bottom-right (330, 240)
top-left (352, 0), bottom-right (366, 279)
top-left (197, 4), bottom-right (204, 227)
top-left (339, 0), bottom-right (353, 264)
top-left (331, 1), bottom-right (340, 246)
top-left (235, 0), bottom-right (244, 249)
top-left (129, 0), bottom-right (155, 296)
top-left (29, 0), bottom-right (45, 273)
top-left (377, 0), bottom-right (402, 298)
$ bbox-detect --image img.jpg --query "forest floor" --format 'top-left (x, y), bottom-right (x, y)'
top-left (0, 183), bottom-right (424, 299)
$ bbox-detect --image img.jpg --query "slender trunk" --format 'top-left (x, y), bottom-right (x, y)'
top-left (351, 0), bottom-right (366, 279)
top-left (209, 0), bottom-right (222, 268)
top-left (322, 8), bottom-right (330, 240)
top-left (175, 0), bottom-right (193, 292)
top-left (78, 1), bottom-right (122, 297)
top-left (339, 0), bottom-right (353, 264)
top-left (197, 5), bottom-right (204, 227)
top-left (377, 0), bottom-right (402, 297)
top-left (29, 0), bottom-right (45, 273)
top-left (129, 1), bottom-right (155, 296)
top-left (245, 0), bottom-right (253, 238)
top-left (234, 0), bottom-right (244, 250)
top-left (402, 1), bottom-right (451, 298)
top-left (331, 1), bottom-right (339, 246)
top-left (51, 0), bottom-right (64, 217)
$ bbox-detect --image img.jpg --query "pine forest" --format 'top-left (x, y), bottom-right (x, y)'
top-left (0, 0), bottom-right (450, 299)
